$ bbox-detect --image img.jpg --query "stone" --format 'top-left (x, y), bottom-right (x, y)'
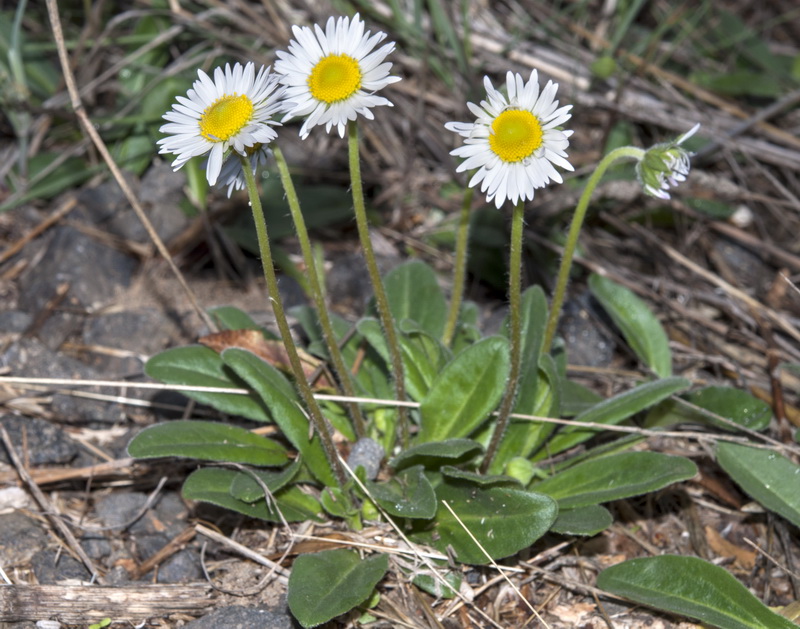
top-left (0, 414), bottom-right (79, 466)
top-left (183, 605), bottom-right (294, 629)
top-left (0, 512), bottom-right (48, 565)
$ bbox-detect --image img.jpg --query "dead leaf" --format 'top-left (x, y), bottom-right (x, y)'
top-left (705, 526), bottom-right (756, 569)
top-left (198, 330), bottom-right (333, 390)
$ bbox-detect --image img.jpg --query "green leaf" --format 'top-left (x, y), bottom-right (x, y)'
top-left (390, 439), bottom-right (483, 470)
top-left (221, 348), bottom-right (336, 487)
top-left (182, 468), bottom-right (322, 522)
top-left (208, 306), bottom-right (266, 333)
top-left (398, 329), bottom-right (448, 401)
top-left (418, 336), bottom-right (510, 442)
top-left (716, 442), bottom-right (800, 529)
top-left (127, 420), bottom-right (288, 466)
top-left (550, 504), bottom-right (613, 536)
top-left (366, 465), bottom-right (436, 519)
top-left (415, 480), bottom-right (558, 564)
top-left (538, 377), bottom-right (690, 459)
top-left (441, 466), bottom-right (520, 487)
top-left (533, 452), bottom-right (697, 509)
top-left (685, 388), bottom-right (771, 432)
top-left (229, 459), bottom-right (302, 503)
top-left (412, 570), bottom-right (461, 599)
top-left (145, 345), bottom-right (270, 422)
top-left (288, 550), bottom-right (388, 628)
top-left (589, 274), bottom-right (672, 378)
top-left (597, 555), bottom-right (798, 629)
top-left (383, 260), bottom-right (447, 338)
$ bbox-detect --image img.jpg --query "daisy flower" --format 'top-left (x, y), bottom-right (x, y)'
top-left (445, 70), bottom-right (573, 209)
top-left (636, 123), bottom-right (700, 200)
top-left (158, 62), bottom-right (284, 186)
top-left (275, 13), bottom-right (401, 139)
top-left (216, 143), bottom-right (272, 197)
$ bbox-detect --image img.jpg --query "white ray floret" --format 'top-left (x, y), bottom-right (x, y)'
top-left (275, 13), bottom-right (401, 139)
top-left (446, 70), bottom-right (573, 209)
top-left (158, 62), bottom-right (284, 186)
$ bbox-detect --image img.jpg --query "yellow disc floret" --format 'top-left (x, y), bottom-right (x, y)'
top-left (488, 109), bottom-right (543, 162)
top-left (308, 54), bottom-right (362, 104)
top-left (199, 94), bottom-right (254, 142)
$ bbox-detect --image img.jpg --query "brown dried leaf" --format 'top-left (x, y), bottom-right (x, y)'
top-left (198, 330), bottom-right (333, 390)
top-left (704, 526), bottom-right (756, 569)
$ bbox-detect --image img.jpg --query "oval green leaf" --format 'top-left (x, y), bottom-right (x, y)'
top-left (415, 481), bottom-right (558, 564)
top-left (390, 439), bottom-right (483, 470)
top-left (127, 420), bottom-right (288, 466)
top-left (589, 274), bottom-right (672, 378)
top-left (716, 442), bottom-right (800, 529)
top-left (288, 550), bottom-right (389, 628)
top-left (686, 387), bottom-right (772, 432)
top-left (366, 465), bottom-right (436, 519)
top-left (538, 377), bottom-right (690, 460)
top-left (229, 459), bottom-right (302, 503)
top-left (597, 555), bottom-right (798, 629)
top-left (419, 336), bottom-right (510, 442)
top-left (550, 504), bottom-right (613, 536)
top-left (221, 348), bottom-right (336, 487)
top-left (145, 345), bottom-right (270, 422)
top-left (182, 468), bottom-right (322, 522)
top-left (384, 260), bottom-right (447, 338)
top-left (533, 452), bottom-right (697, 509)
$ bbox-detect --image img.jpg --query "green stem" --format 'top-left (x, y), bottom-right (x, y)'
top-left (442, 185), bottom-right (474, 347)
top-left (241, 155), bottom-right (346, 487)
top-left (542, 146), bottom-right (646, 353)
top-left (273, 146), bottom-right (367, 439)
top-left (481, 201), bottom-right (525, 473)
top-left (347, 121), bottom-right (409, 448)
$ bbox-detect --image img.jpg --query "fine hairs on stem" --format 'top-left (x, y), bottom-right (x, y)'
top-left (240, 154), bottom-right (347, 487)
top-left (481, 201), bottom-right (525, 473)
top-left (272, 145), bottom-right (367, 439)
top-left (347, 120), bottom-right (410, 448)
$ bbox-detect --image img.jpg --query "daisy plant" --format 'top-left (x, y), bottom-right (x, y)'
top-left (446, 70), bottom-right (574, 471)
top-left (275, 14), bottom-right (410, 446)
top-left (159, 61), bottom-right (347, 487)
top-left (541, 122), bottom-right (702, 354)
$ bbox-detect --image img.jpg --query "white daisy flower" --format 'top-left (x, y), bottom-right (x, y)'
top-left (636, 123), bottom-right (700, 200)
top-left (445, 70), bottom-right (573, 209)
top-left (215, 143), bottom-right (272, 198)
top-left (158, 62), bottom-right (284, 186)
top-left (275, 13), bottom-right (401, 139)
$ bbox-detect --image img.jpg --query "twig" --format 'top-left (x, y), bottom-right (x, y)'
top-left (43, 0), bottom-right (216, 334)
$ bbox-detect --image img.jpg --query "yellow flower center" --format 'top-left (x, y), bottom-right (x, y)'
top-left (199, 94), bottom-right (254, 142)
top-left (488, 109), bottom-right (543, 162)
top-left (308, 54), bottom-right (362, 104)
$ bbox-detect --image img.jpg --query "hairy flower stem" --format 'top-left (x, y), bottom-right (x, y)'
top-left (542, 146), bottom-right (645, 353)
top-left (273, 146), bottom-right (367, 439)
top-left (241, 155), bottom-right (346, 487)
top-left (442, 186), bottom-right (474, 347)
top-left (481, 201), bottom-right (525, 474)
top-left (347, 121), bottom-right (409, 448)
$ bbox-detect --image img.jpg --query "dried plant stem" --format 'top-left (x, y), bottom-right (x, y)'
top-left (347, 121), bottom-right (409, 448)
top-left (44, 0), bottom-right (216, 334)
top-left (442, 186), bottom-right (474, 347)
top-left (481, 201), bottom-right (525, 473)
top-left (273, 146), bottom-right (367, 438)
top-left (241, 156), bottom-right (346, 487)
top-left (542, 146), bottom-right (645, 353)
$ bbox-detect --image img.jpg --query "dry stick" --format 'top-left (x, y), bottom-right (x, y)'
top-left (195, 524), bottom-right (290, 583)
top-left (44, 0), bottom-right (217, 334)
top-left (0, 425), bottom-right (105, 584)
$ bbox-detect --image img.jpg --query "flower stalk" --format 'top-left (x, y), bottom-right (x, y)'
top-left (348, 120), bottom-right (409, 448)
top-left (442, 186), bottom-right (474, 347)
top-left (241, 154), bottom-right (346, 487)
top-left (272, 145), bottom-right (367, 438)
top-left (481, 200), bottom-right (525, 473)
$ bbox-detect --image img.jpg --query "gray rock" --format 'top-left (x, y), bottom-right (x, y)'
top-left (30, 548), bottom-right (91, 584)
top-left (80, 534), bottom-right (112, 560)
top-left (183, 605), bottom-right (295, 629)
top-left (558, 292), bottom-right (615, 368)
top-left (0, 512), bottom-right (48, 565)
top-left (16, 225), bottom-right (136, 350)
top-left (348, 438), bottom-right (384, 480)
top-left (0, 414), bottom-right (79, 466)
top-left (157, 548), bottom-right (202, 584)
top-left (94, 491), bottom-right (149, 532)
top-left (0, 310), bottom-right (33, 334)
